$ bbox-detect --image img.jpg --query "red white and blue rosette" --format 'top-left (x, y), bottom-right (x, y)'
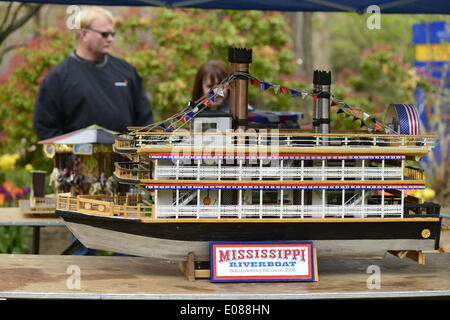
top-left (384, 104), bottom-right (420, 135)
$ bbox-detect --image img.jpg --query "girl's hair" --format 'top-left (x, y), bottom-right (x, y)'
top-left (191, 60), bottom-right (230, 102)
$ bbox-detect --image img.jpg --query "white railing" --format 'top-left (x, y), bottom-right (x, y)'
top-left (155, 166), bottom-right (404, 180)
top-left (115, 132), bottom-right (435, 151)
top-left (55, 194), bottom-right (403, 220)
top-left (155, 204), bottom-right (403, 219)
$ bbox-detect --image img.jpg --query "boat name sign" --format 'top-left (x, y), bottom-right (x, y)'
top-left (210, 241), bottom-right (316, 282)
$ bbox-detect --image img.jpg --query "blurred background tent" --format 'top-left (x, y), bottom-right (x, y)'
top-left (3, 0), bottom-right (450, 13)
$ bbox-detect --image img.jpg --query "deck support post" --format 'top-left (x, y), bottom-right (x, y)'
top-left (388, 250), bottom-right (426, 265)
top-left (178, 252), bottom-right (210, 281)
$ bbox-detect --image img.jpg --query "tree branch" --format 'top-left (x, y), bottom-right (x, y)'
top-left (0, 41), bottom-right (26, 64)
top-left (0, 3), bottom-right (14, 31)
top-left (0, 4), bottom-right (42, 45)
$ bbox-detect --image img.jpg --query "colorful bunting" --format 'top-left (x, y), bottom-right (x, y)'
top-left (272, 84), bottom-right (281, 94)
top-left (216, 87), bottom-right (225, 97)
top-left (374, 123), bottom-right (382, 131)
top-left (186, 112), bottom-right (194, 119)
top-left (143, 71), bottom-right (397, 135)
top-left (239, 72), bottom-right (396, 135)
top-left (260, 82), bottom-right (272, 91)
top-left (332, 98), bottom-right (397, 135)
top-left (176, 114), bottom-right (186, 123)
top-left (280, 86), bottom-right (289, 94)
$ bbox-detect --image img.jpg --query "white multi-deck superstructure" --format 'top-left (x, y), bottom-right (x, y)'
top-left (112, 130), bottom-right (433, 221)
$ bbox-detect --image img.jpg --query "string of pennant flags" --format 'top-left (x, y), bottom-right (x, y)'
top-left (132, 71), bottom-right (398, 134)
top-left (244, 73), bottom-right (397, 134)
top-left (131, 73), bottom-right (237, 133)
top-left (335, 102), bottom-right (385, 133)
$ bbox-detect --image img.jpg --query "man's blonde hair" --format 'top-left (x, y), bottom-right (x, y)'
top-left (74, 6), bottom-right (114, 37)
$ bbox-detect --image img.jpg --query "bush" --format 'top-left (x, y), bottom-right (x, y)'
top-left (0, 226), bottom-right (31, 254)
top-left (0, 167), bottom-right (32, 253)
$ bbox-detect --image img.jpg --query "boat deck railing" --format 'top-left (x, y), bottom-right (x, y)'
top-left (115, 162), bottom-right (152, 180)
top-left (114, 161), bottom-right (424, 182)
top-left (30, 196), bottom-right (56, 211)
top-left (114, 131), bottom-right (435, 152)
top-left (154, 166), bottom-right (407, 180)
top-left (56, 193), bottom-right (439, 220)
top-left (56, 194), bottom-right (153, 219)
top-left (154, 204), bottom-right (404, 219)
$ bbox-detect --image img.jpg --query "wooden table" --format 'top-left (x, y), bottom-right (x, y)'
top-left (0, 207), bottom-right (448, 255)
top-left (0, 207), bottom-right (65, 254)
top-left (0, 253), bottom-right (449, 300)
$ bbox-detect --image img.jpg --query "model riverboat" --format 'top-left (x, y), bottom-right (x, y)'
top-left (55, 48), bottom-right (442, 261)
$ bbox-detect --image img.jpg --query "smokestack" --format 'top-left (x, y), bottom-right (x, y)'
top-left (228, 48), bottom-right (252, 131)
top-left (312, 70), bottom-right (321, 133)
top-left (312, 70), bottom-right (332, 145)
top-left (318, 70), bottom-right (331, 135)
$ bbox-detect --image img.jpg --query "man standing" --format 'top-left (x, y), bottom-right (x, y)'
top-left (33, 6), bottom-right (153, 140)
top-left (33, 7), bottom-right (152, 256)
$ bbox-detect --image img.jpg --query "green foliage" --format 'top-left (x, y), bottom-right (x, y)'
top-left (0, 27), bottom-right (73, 169)
top-left (331, 45), bottom-right (435, 130)
top-left (116, 9), bottom-right (298, 120)
top-left (0, 168), bottom-right (32, 254)
top-left (329, 13), bottom-right (449, 74)
top-left (3, 168), bottom-right (31, 188)
top-left (0, 226), bottom-right (31, 253)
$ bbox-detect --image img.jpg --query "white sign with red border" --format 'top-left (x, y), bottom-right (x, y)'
top-left (210, 241), bottom-right (317, 282)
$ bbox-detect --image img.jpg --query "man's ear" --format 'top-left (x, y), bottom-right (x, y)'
top-left (77, 28), bottom-right (87, 40)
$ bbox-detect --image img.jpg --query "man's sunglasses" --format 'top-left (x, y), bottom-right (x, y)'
top-left (86, 27), bottom-right (116, 38)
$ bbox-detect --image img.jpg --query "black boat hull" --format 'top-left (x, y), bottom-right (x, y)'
top-left (55, 209), bottom-right (441, 261)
